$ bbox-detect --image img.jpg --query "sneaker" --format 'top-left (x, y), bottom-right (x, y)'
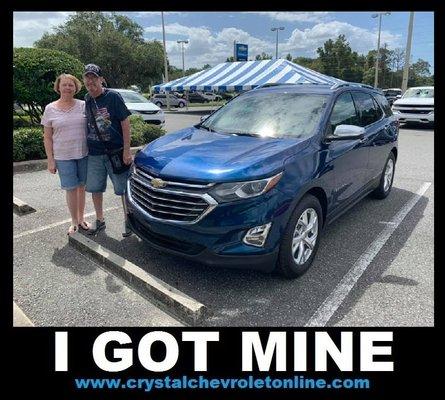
top-left (122, 220), bottom-right (133, 238)
top-left (87, 219), bottom-right (106, 235)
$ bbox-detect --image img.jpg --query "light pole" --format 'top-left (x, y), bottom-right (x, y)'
top-left (177, 40), bottom-right (189, 77)
top-left (271, 27), bottom-right (284, 59)
top-left (372, 12), bottom-right (391, 88)
top-left (401, 12), bottom-right (415, 93)
top-left (161, 11), bottom-right (170, 110)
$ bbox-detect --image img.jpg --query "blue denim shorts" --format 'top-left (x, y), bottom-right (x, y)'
top-left (86, 154), bottom-right (130, 196)
top-left (55, 156), bottom-right (88, 190)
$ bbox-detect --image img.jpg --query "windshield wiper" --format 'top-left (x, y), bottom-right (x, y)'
top-left (196, 124), bottom-right (214, 132)
top-left (229, 131), bottom-right (261, 137)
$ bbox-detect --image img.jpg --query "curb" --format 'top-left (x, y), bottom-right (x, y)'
top-left (13, 146), bottom-right (144, 174)
top-left (13, 196), bottom-right (36, 215)
top-left (68, 232), bottom-right (209, 326)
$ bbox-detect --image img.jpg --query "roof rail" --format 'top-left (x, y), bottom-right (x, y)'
top-left (252, 82), bottom-right (329, 90)
top-left (330, 82), bottom-right (379, 91)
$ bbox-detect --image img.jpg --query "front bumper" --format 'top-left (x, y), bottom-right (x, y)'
top-left (393, 111), bottom-right (434, 123)
top-left (124, 180), bottom-right (290, 272)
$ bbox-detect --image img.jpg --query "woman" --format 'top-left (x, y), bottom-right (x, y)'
top-left (41, 74), bottom-right (90, 235)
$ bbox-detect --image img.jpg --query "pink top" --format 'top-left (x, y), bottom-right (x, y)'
top-left (41, 99), bottom-right (88, 160)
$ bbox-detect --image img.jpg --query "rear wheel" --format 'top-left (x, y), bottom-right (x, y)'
top-left (276, 194), bottom-right (323, 278)
top-left (178, 101), bottom-right (185, 108)
top-left (371, 152), bottom-right (396, 199)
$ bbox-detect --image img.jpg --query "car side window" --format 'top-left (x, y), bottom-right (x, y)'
top-left (374, 94), bottom-right (393, 117)
top-left (329, 92), bottom-right (360, 133)
top-left (372, 97), bottom-right (384, 120)
top-left (352, 92), bottom-right (382, 126)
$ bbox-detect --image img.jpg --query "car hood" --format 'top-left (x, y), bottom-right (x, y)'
top-left (393, 97), bottom-right (434, 106)
top-left (125, 102), bottom-right (161, 112)
top-left (135, 126), bottom-right (309, 182)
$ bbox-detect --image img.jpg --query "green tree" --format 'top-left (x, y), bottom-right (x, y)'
top-left (285, 53), bottom-right (292, 61)
top-left (34, 12), bottom-right (164, 91)
top-left (317, 35), bottom-right (364, 82)
top-left (13, 47), bottom-right (84, 125)
top-left (255, 52), bottom-right (273, 60)
top-left (226, 56), bottom-right (235, 62)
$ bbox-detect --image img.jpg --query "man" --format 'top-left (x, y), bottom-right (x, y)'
top-left (83, 63), bottom-right (133, 237)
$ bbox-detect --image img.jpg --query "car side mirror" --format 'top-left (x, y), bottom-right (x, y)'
top-left (326, 125), bottom-right (365, 141)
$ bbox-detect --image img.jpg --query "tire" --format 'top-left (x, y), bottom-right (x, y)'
top-left (276, 194), bottom-right (323, 278)
top-left (371, 152), bottom-right (396, 199)
top-left (178, 102), bottom-right (185, 108)
top-left (155, 102), bottom-right (163, 107)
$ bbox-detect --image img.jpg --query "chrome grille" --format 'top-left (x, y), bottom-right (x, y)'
top-left (129, 167), bottom-right (217, 224)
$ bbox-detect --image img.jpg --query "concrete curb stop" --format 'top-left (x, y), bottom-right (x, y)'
top-left (68, 232), bottom-right (209, 326)
top-left (13, 196), bottom-right (36, 215)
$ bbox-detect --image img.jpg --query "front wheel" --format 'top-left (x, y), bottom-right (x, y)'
top-left (178, 102), bottom-right (185, 108)
top-left (155, 101), bottom-right (163, 107)
top-left (276, 194), bottom-right (323, 278)
top-left (371, 152), bottom-right (396, 199)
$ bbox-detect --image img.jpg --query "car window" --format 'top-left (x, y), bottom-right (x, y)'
top-left (329, 92), bottom-right (360, 132)
top-left (403, 88), bottom-right (434, 98)
top-left (202, 92), bottom-right (329, 139)
top-left (351, 92), bottom-right (382, 126)
top-left (374, 94), bottom-right (392, 117)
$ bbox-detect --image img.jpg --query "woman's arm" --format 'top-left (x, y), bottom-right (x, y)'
top-left (43, 126), bottom-right (57, 173)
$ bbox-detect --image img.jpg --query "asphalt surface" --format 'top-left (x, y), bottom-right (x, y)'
top-left (13, 121), bottom-right (434, 327)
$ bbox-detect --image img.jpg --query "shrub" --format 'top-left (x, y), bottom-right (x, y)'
top-left (13, 115), bottom-right (34, 128)
top-left (13, 127), bottom-right (46, 162)
top-left (129, 115), bottom-right (165, 147)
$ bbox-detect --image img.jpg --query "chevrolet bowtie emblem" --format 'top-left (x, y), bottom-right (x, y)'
top-left (151, 178), bottom-right (167, 188)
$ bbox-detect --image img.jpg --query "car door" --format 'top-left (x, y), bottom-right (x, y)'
top-left (351, 91), bottom-right (388, 184)
top-left (323, 91), bottom-right (370, 212)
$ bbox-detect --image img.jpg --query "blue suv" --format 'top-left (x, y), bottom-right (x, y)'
top-left (125, 83), bottom-right (398, 278)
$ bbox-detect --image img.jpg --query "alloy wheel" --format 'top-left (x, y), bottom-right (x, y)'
top-left (292, 208), bottom-right (319, 265)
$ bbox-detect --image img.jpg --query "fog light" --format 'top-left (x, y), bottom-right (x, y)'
top-left (243, 223), bottom-right (272, 247)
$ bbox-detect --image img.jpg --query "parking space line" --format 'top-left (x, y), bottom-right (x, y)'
top-left (305, 181), bottom-right (431, 327)
top-left (13, 302), bottom-right (34, 327)
top-left (13, 207), bottom-right (120, 239)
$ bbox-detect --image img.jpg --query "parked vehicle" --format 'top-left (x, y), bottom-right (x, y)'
top-left (392, 86), bottom-right (434, 125)
top-left (382, 88), bottom-right (402, 105)
top-left (111, 89), bottom-right (164, 125)
top-left (125, 83), bottom-right (398, 278)
top-left (187, 92), bottom-right (211, 103)
top-left (202, 92), bottom-right (223, 102)
top-left (152, 93), bottom-right (187, 108)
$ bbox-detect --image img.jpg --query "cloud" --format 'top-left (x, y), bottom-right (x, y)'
top-left (144, 23), bottom-right (274, 68)
top-left (282, 21), bottom-right (402, 56)
top-left (13, 12), bottom-right (74, 47)
top-left (248, 12), bottom-right (330, 23)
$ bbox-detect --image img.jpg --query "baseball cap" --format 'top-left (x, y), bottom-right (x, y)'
top-left (83, 64), bottom-right (102, 77)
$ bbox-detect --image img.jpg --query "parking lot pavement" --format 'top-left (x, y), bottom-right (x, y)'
top-left (164, 113), bottom-right (201, 134)
top-left (13, 125), bottom-right (433, 327)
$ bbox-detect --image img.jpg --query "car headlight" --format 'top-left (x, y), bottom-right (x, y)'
top-left (209, 172), bottom-right (283, 203)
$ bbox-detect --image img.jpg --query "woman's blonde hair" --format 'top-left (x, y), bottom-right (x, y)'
top-left (53, 74), bottom-right (82, 94)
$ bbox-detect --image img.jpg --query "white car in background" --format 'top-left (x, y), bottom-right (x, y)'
top-left (392, 86), bottom-right (434, 125)
top-left (111, 89), bottom-right (165, 125)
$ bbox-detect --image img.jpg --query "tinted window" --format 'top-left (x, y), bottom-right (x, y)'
top-left (374, 94), bottom-right (392, 117)
top-left (329, 92), bottom-right (360, 132)
top-left (351, 92), bottom-right (381, 126)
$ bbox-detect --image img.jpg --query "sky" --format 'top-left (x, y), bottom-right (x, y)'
top-left (13, 11), bottom-right (434, 74)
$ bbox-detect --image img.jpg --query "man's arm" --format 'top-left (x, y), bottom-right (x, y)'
top-left (121, 117), bottom-right (132, 165)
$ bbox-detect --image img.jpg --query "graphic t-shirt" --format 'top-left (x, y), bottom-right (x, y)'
top-left (85, 89), bottom-right (131, 155)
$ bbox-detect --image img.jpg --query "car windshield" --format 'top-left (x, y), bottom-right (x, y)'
top-left (200, 92), bottom-right (329, 138)
top-left (402, 88), bottom-right (434, 99)
top-left (117, 91), bottom-right (150, 103)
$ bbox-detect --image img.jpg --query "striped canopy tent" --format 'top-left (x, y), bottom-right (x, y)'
top-left (153, 59), bottom-right (343, 93)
